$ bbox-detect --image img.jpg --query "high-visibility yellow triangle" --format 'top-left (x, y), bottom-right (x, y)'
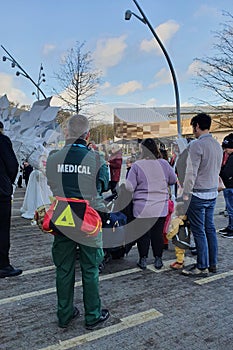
top-left (54, 204), bottom-right (75, 227)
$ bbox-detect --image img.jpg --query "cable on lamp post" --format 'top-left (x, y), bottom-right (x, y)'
top-left (125, 0), bottom-right (182, 137)
top-left (1, 45), bottom-right (46, 100)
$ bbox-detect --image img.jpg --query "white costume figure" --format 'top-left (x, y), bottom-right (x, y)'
top-left (20, 144), bottom-right (53, 219)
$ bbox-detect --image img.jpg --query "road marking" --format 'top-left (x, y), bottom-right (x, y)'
top-left (22, 265), bottom-right (55, 275)
top-left (0, 256), bottom-right (197, 305)
top-left (11, 225), bottom-right (39, 230)
top-left (147, 256), bottom-right (196, 273)
top-left (0, 267), bottom-right (141, 305)
top-left (194, 270), bottom-right (233, 285)
top-left (11, 215), bottom-right (24, 219)
top-left (38, 308), bottom-right (163, 350)
top-left (0, 256), bottom-right (197, 306)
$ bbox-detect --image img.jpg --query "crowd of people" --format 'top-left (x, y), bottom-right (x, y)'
top-left (0, 113), bottom-right (233, 332)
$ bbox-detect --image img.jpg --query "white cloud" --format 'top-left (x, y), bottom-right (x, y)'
top-left (186, 60), bottom-right (206, 76)
top-left (116, 80), bottom-right (143, 95)
top-left (42, 44), bottom-right (56, 56)
top-left (149, 68), bottom-right (172, 88)
top-left (100, 81), bottom-right (111, 90)
top-left (86, 101), bottom-right (150, 123)
top-left (93, 35), bottom-right (127, 74)
top-left (194, 5), bottom-right (220, 18)
top-left (140, 20), bottom-right (180, 54)
top-left (181, 101), bottom-right (195, 107)
top-left (0, 73), bottom-right (31, 105)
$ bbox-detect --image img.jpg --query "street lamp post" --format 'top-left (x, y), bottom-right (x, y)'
top-left (125, 0), bottom-right (182, 137)
top-left (1, 45), bottom-right (46, 100)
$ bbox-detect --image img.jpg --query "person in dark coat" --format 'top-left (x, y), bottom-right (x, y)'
top-left (0, 121), bottom-right (23, 278)
top-left (219, 133), bottom-right (233, 237)
top-left (22, 160), bottom-right (33, 186)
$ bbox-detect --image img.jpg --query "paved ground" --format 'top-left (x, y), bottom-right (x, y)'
top-left (0, 188), bottom-right (233, 350)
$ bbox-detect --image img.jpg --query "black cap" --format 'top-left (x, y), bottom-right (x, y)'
top-left (222, 133), bottom-right (233, 149)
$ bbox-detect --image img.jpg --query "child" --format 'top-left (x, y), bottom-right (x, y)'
top-left (166, 202), bottom-right (191, 270)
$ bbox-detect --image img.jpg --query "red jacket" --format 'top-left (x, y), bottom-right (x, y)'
top-left (109, 150), bottom-right (122, 182)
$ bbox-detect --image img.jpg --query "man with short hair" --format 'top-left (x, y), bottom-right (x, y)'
top-left (181, 113), bottom-right (222, 276)
top-left (46, 114), bottom-right (110, 329)
top-left (219, 133), bottom-right (233, 238)
top-left (0, 121), bottom-right (23, 278)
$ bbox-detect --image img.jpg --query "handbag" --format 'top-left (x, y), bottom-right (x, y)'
top-left (34, 204), bottom-right (54, 234)
top-left (34, 196), bottom-right (102, 237)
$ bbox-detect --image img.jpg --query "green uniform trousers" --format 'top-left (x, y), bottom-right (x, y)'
top-left (52, 233), bottom-right (104, 327)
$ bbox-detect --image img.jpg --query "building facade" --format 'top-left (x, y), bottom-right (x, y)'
top-left (114, 106), bottom-right (233, 143)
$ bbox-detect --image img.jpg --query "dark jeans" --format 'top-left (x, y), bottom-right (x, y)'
top-left (187, 195), bottom-right (217, 269)
top-left (0, 199), bottom-right (11, 268)
top-left (137, 217), bottom-right (166, 258)
top-left (223, 188), bottom-right (233, 230)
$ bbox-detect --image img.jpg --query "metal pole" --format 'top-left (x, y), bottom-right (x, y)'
top-left (132, 0), bottom-right (181, 136)
top-left (1, 45), bottom-right (46, 99)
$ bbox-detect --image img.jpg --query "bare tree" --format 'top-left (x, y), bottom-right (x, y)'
top-left (90, 123), bottom-right (114, 143)
top-left (53, 41), bottom-right (102, 114)
top-left (195, 12), bottom-right (233, 105)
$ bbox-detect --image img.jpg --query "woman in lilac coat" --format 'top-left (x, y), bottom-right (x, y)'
top-left (125, 138), bottom-right (177, 270)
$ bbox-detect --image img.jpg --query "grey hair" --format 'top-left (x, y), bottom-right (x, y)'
top-left (67, 114), bottom-right (89, 139)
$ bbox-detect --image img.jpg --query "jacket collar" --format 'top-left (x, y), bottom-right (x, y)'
top-left (65, 138), bottom-right (87, 146)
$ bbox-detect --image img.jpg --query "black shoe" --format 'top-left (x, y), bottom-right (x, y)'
top-left (85, 309), bottom-right (110, 330)
top-left (222, 232), bottom-right (233, 238)
top-left (0, 265), bottom-right (23, 278)
top-left (137, 257), bottom-right (147, 270)
top-left (59, 307), bottom-right (80, 328)
top-left (208, 265), bottom-right (217, 273)
top-left (154, 256), bottom-right (163, 270)
top-left (218, 227), bottom-right (230, 234)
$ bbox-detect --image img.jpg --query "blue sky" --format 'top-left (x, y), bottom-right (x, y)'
top-left (0, 0), bottom-right (232, 122)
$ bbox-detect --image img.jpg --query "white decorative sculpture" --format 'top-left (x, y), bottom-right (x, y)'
top-left (0, 94), bottom-right (62, 219)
